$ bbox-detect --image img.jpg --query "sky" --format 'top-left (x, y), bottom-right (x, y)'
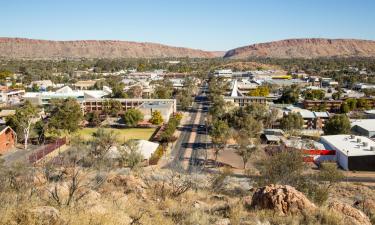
top-left (1, 0), bottom-right (375, 51)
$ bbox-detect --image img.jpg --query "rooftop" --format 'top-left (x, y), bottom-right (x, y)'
top-left (351, 119), bottom-right (375, 132)
top-left (320, 135), bottom-right (375, 156)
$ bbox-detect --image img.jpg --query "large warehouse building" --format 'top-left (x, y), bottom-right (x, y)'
top-left (320, 135), bottom-right (375, 171)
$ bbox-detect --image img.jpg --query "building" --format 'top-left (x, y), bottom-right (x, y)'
top-left (0, 126), bottom-right (16, 155)
top-left (351, 119), bottom-right (375, 138)
top-left (30, 80), bottom-right (54, 90)
top-left (24, 86), bottom-right (112, 106)
top-left (0, 87), bottom-right (25, 107)
top-left (0, 110), bottom-right (16, 125)
top-left (224, 96), bottom-right (268, 107)
top-left (284, 106), bottom-right (330, 129)
top-left (320, 135), bottom-right (375, 171)
top-left (138, 101), bottom-right (175, 122)
top-left (213, 69), bottom-right (233, 78)
top-left (84, 98), bottom-right (176, 121)
top-left (303, 100), bottom-right (342, 113)
top-left (73, 80), bottom-right (97, 90)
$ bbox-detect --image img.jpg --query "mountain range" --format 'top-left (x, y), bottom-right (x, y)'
top-left (1, 37), bottom-right (375, 59)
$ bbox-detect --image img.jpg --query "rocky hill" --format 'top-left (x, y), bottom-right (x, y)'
top-left (0, 38), bottom-right (222, 59)
top-left (224, 38), bottom-right (375, 59)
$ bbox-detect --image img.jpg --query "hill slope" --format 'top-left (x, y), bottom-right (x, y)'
top-left (224, 38), bottom-right (375, 59)
top-left (0, 38), bottom-right (222, 59)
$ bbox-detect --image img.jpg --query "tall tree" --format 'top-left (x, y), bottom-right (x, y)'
top-left (48, 98), bottom-right (83, 135)
top-left (323, 114), bottom-right (351, 135)
top-left (210, 119), bottom-right (230, 163)
top-left (122, 109), bottom-right (144, 127)
top-left (234, 131), bottom-right (258, 169)
top-left (7, 101), bottom-right (38, 149)
top-left (280, 113), bottom-right (304, 131)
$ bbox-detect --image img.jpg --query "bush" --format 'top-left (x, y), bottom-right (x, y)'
top-left (149, 146), bottom-right (164, 165)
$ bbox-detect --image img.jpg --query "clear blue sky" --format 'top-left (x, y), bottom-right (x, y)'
top-left (1, 0), bottom-right (375, 51)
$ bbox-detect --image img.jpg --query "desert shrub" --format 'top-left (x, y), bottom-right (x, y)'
top-left (149, 146), bottom-right (164, 165)
top-left (211, 166), bottom-right (233, 191)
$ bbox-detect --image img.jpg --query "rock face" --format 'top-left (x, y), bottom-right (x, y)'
top-left (0, 37), bottom-right (222, 59)
top-left (329, 200), bottom-right (372, 225)
top-left (224, 38), bottom-right (375, 59)
top-left (250, 184), bottom-right (317, 215)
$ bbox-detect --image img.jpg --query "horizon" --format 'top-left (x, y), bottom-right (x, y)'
top-left (1, 0), bottom-right (375, 51)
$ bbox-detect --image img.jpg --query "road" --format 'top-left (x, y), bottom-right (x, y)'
top-left (166, 85), bottom-right (211, 172)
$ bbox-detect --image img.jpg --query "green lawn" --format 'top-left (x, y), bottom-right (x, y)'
top-left (75, 127), bottom-right (156, 143)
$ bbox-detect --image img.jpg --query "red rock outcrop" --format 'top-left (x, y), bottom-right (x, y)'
top-left (0, 37), bottom-right (222, 59)
top-left (224, 38), bottom-right (375, 59)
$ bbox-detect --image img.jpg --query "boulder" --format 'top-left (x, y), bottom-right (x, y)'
top-left (107, 174), bottom-right (147, 194)
top-left (215, 218), bottom-right (231, 225)
top-left (250, 184), bottom-right (317, 215)
top-left (329, 200), bottom-right (372, 225)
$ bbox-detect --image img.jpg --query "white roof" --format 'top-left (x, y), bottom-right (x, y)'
top-left (107, 140), bottom-right (159, 160)
top-left (351, 119), bottom-right (375, 132)
top-left (137, 140), bottom-right (159, 160)
top-left (313, 112), bottom-right (330, 118)
top-left (298, 110), bottom-right (315, 119)
top-left (321, 135), bottom-right (375, 156)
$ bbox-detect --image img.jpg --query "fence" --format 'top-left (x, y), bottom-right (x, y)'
top-left (28, 137), bottom-right (67, 164)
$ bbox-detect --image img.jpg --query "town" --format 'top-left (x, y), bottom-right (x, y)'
top-left (1, 57), bottom-right (375, 225)
top-left (2, 1), bottom-right (375, 224)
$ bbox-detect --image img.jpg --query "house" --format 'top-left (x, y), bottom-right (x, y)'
top-left (30, 80), bottom-right (54, 90)
top-left (0, 126), bottom-right (16, 154)
top-left (0, 110), bottom-right (16, 125)
top-left (73, 80), bottom-right (97, 90)
top-left (261, 129), bottom-right (285, 144)
top-left (351, 119), bottom-right (375, 138)
top-left (0, 87), bottom-right (25, 106)
top-left (320, 135), bottom-right (375, 171)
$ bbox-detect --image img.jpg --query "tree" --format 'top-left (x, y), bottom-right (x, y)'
top-left (323, 114), bottom-right (351, 135)
top-left (176, 89), bottom-right (193, 110)
top-left (90, 128), bottom-right (118, 161)
top-left (6, 101), bottom-right (38, 149)
top-left (303, 89), bottom-right (325, 100)
top-left (152, 79), bottom-right (174, 99)
top-left (118, 140), bottom-right (144, 169)
top-left (357, 98), bottom-right (370, 110)
top-left (48, 98), bottom-right (83, 134)
top-left (248, 86), bottom-right (270, 97)
top-left (340, 102), bottom-right (350, 113)
top-left (210, 119), bottom-right (230, 162)
top-left (317, 162), bottom-right (344, 189)
top-left (108, 99), bottom-right (122, 117)
top-left (345, 98), bottom-right (357, 111)
top-left (259, 150), bottom-right (305, 186)
top-left (149, 110), bottom-right (164, 125)
top-left (278, 85), bottom-right (300, 104)
top-left (85, 111), bottom-right (101, 127)
top-left (34, 120), bottom-right (47, 144)
top-left (280, 113), bottom-right (304, 131)
top-left (234, 131), bottom-right (258, 169)
top-left (122, 109), bottom-right (144, 127)
top-left (111, 83), bottom-right (128, 98)
top-left (127, 85), bottom-right (143, 98)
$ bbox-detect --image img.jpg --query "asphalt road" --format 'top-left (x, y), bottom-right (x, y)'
top-left (167, 86), bottom-right (210, 172)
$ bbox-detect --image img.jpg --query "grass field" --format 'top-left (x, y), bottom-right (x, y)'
top-left (75, 127), bottom-right (156, 143)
